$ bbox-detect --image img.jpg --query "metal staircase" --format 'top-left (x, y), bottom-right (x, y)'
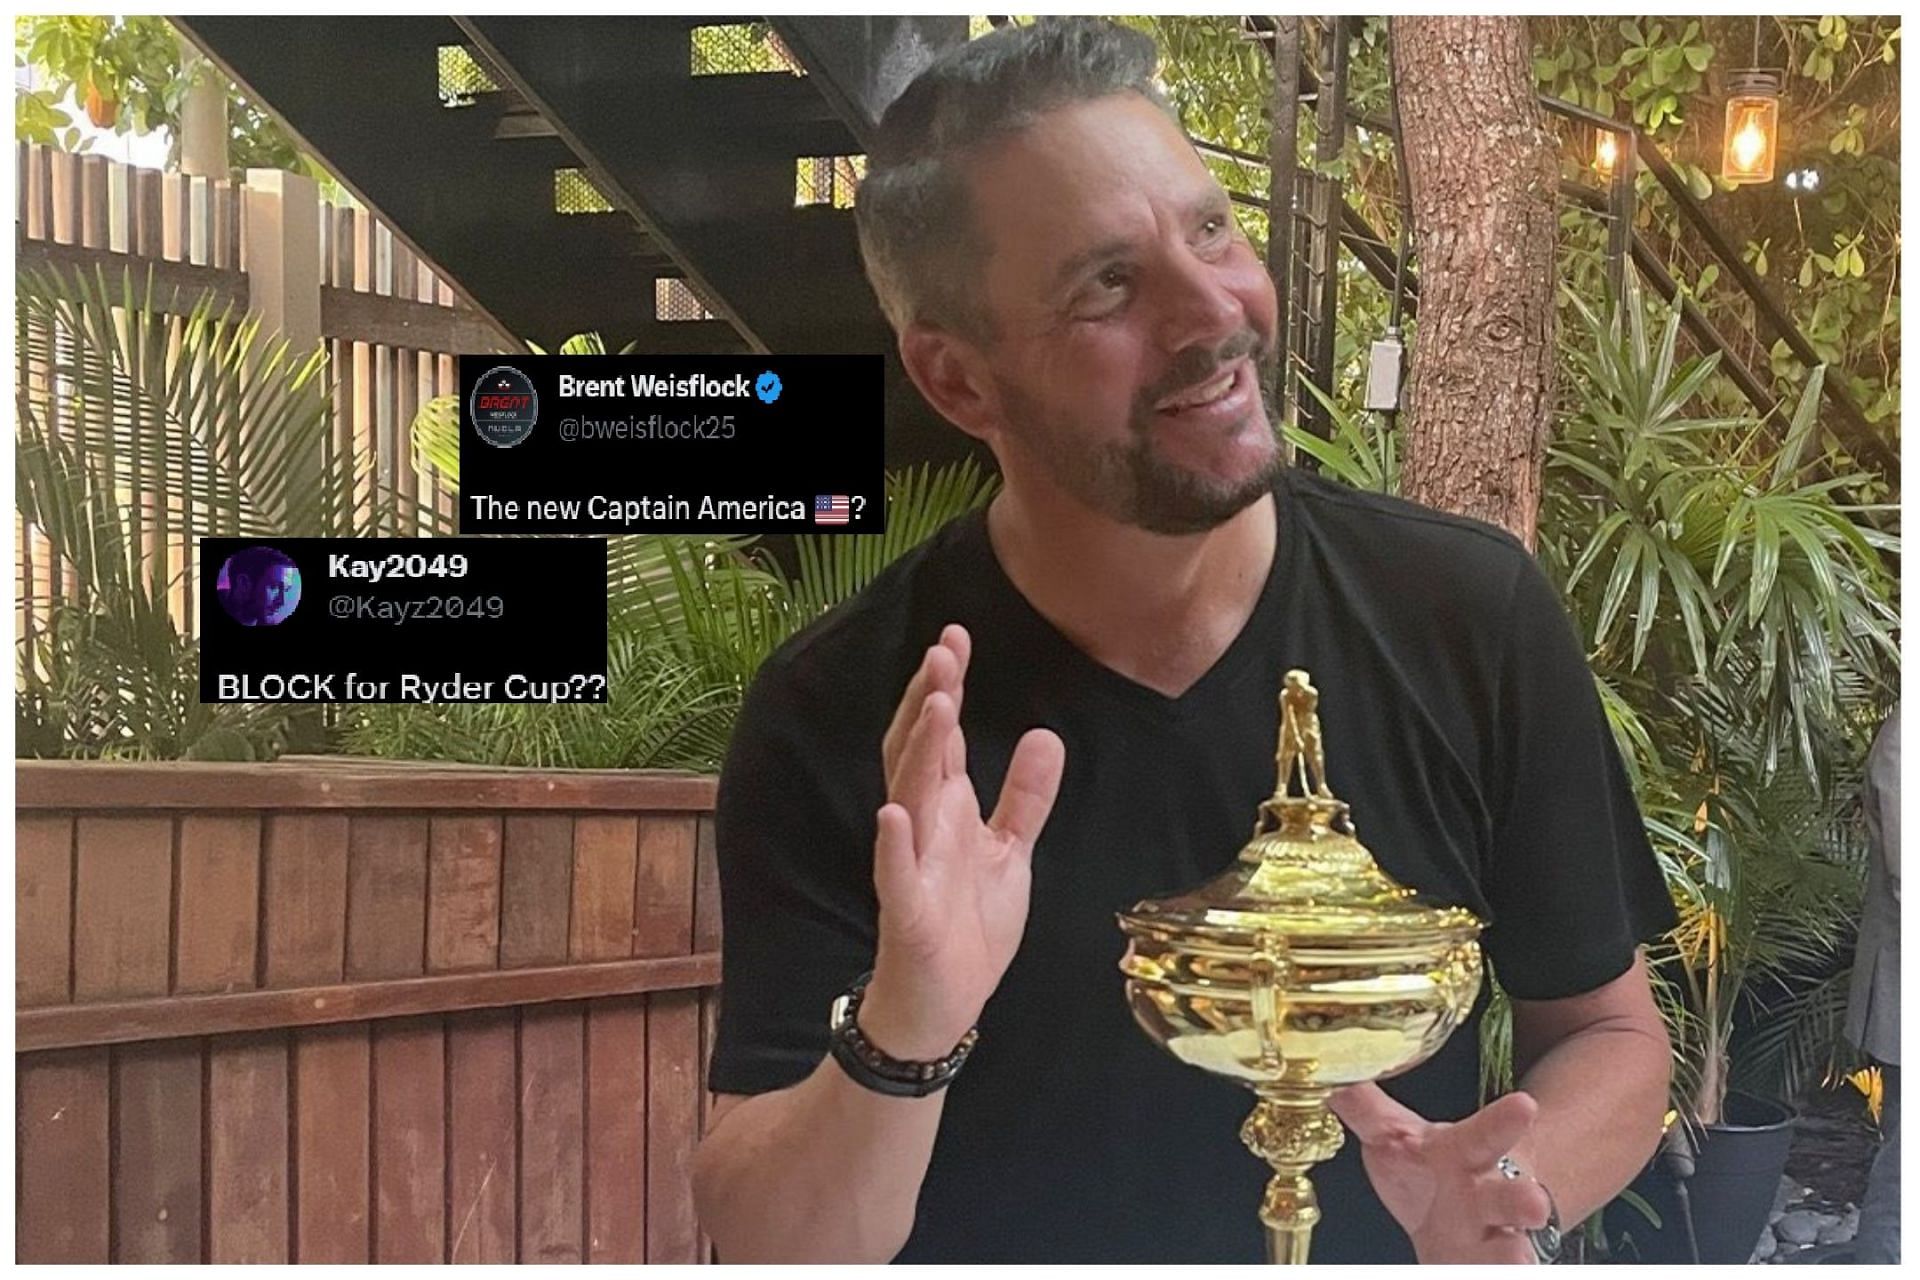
top-left (175, 16), bottom-right (975, 470)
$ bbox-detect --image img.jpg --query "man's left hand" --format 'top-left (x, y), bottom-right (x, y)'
top-left (1328, 1083), bottom-right (1554, 1264)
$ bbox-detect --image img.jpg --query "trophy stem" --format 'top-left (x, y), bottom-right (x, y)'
top-left (1239, 1087), bottom-right (1345, 1266)
top-left (1264, 1188), bottom-right (1315, 1266)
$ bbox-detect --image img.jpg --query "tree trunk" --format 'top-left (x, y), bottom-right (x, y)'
top-left (1391, 17), bottom-right (1558, 548)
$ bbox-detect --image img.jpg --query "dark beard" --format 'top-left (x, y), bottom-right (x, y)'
top-left (1001, 332), bottom-right (1285, 535)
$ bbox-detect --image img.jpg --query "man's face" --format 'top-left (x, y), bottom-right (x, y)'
top-left (962, 92), bottom-right (1283, 534)
top-left (260, 564), bottom-right (292, 618)
top-left (235, 562), bottom-right (293, 623)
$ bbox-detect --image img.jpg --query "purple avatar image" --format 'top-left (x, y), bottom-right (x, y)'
top-left (216, 546), bottom-right (302, 626)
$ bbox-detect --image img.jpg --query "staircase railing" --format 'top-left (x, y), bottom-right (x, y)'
top-left (1542, 96), bottom-right (1896, 477)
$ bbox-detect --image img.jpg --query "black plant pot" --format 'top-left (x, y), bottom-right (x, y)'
top-left (1605, 1091), bottom-right (1797, 1264)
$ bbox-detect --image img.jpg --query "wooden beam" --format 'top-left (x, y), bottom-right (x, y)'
top-left (17, 953), bottom-right (720, 1052)
top-left (16, 236), bottom-right (249, 315)
top-left (319, 284), bottom-right (525, 352)
top-left (15, 760), bottom-right (718, 812)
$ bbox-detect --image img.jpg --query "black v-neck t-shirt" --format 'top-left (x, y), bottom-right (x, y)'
top-left (708, 468), bottom-right (1676, 1263)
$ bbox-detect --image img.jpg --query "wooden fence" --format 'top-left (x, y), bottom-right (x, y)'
top-left (14, 143), bottom-right (515, 647)
top-left (15, 760), bottom-right (722, 1264)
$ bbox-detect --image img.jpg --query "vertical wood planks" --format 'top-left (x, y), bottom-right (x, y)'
top-left (262, 813), bottom-right (350, 986)
top-left (15, 814), bottom-right (72, 1006)
top-left (175, 815), bottom-right (262, 996)
top-left (447, 1010), bottom-right (517, 1262)
top-left (72, 816), bottom-right (172, 1001)
top-left (207, 1032), bottom-right (289, 1263)
top-left (81, 813), bottom-right (196, 1261)
top-left (371, 221), bottom-right (394, 527)
top-left (355, 812), bottom-right (444, 1260)
top-left (694, 813), bottom-right (722, 1264)
top-left (330, 204), bottom-right (355, 517)
top-left (571, 819), bottom-right (646, 1259)
top-left (499, 814), bottom-right (573, 968)
top-left (507, 816), bottom-right (585, 1261)
top-left (173, 807), bottom-right (280, 1263)
top-left (292, 1023), bottom-right (370, 1262)
top-left (693, 815), bottom-right (722, 960)
top-left (571, 816), bottom-right (639, 961)
top-left (517, 1003), bottom-right (586, 1263)
top-left (370, 1015), bottom-right (445, 1262)
top-left (437, 348), bottom-right (456, 522)
top-left (427, 816), bottom-right (503, 973)
top-left (352, 207), bottom-right (375, 522)
top-left (113, 1040), bottom-right (203, 1262)
top-left (14, 779), bottom-right (724, 1267)
top-left (392, 238), bottom-right (419, 532)
top-left (17, 1048), bottom-right (111, 1262)
top-left (587, 996), bottom-right (648, 1263)
top-left (262, 814), bottom-right (365, 1262)
top-left (10, 148), bottom-right (522, 629)
top-left (642, 815), bottom-right (703, 1262)
top-left (634, 816), bottom-right (697, 959)
top-left (345, 814), bottom-right (429, 981)
top-left (645, 991), bottom-right (704, 1263)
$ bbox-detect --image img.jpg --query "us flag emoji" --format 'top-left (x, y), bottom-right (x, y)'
top-left (814, 495), bottom-right (851, 525)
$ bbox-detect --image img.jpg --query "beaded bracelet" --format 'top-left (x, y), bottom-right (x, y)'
top-left (828, 971), bottom-right (980, 1097)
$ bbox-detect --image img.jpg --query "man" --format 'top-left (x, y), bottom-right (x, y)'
top-left (1846, 705), bottom-right (1899, 1263)
top-left (693, 18), bottom-right (1674, 1264)
top-left (220, 546), bottom-right (300, 626)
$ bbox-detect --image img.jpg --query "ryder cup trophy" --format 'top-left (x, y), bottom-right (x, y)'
top-left (1117, 671), bottom-right (1484, 1263)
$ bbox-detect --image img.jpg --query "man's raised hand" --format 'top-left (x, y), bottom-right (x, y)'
top-left (861, 625), bottom-right (1066, 1061)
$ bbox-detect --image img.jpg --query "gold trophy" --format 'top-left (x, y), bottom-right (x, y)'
top-left (1117, 671), bottom-right (1484, 1263)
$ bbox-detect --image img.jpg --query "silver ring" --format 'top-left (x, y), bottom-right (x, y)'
top-left (1496, 1156), bottom-right (1563, 1264)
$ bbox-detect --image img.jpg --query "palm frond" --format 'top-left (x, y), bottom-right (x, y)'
top-left (788, 458), bottom-right (998, 621)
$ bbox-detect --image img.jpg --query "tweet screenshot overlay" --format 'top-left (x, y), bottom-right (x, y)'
top-left (199, 538), bottom-right (608, 704)
top-left (457, 354), bottom-right (884, 535)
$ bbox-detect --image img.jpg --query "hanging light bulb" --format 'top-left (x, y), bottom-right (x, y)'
top-left (1721, 69), bottom-right (1782, 186)
top-left (1594, 129), bottom-right (1621, 180)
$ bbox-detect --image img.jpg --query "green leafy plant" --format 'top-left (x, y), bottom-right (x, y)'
top-left (1300, 279), bottom-right (1893, 1160)
top-left (15, 260), bottom-right (352, 758)
top-left (1649, 685), bottom-right (1872, 1126)
top-left (1544, 281), bottom-right (1898, 784)
top-left (1540, 284), bottom-right (1895, 1127)
top-left (14, 15), bottom-right (338, 187)
top-left (1284, 379), bottom-right (1399, 494)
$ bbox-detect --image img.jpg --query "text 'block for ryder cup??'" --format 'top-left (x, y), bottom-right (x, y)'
top-left (457, 354), bottom-right (884, 535)
top-left (198, 537), bottom-right (607, 704)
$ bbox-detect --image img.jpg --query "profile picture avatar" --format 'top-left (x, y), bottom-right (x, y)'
top-left (216, 546), bottom-right (302, 626)
top-left (470, 364), bottom-right (540, 447)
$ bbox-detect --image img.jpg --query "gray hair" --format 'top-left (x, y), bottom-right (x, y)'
top-left (853, 17), bottom-right (1179, 346)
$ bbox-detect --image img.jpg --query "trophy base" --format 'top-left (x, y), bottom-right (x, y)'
top-left (1240, 1087), bottom-right (1346, 1265)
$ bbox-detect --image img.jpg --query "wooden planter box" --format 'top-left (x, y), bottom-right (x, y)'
top-left (15, 758), bottom-right (721, 1264)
